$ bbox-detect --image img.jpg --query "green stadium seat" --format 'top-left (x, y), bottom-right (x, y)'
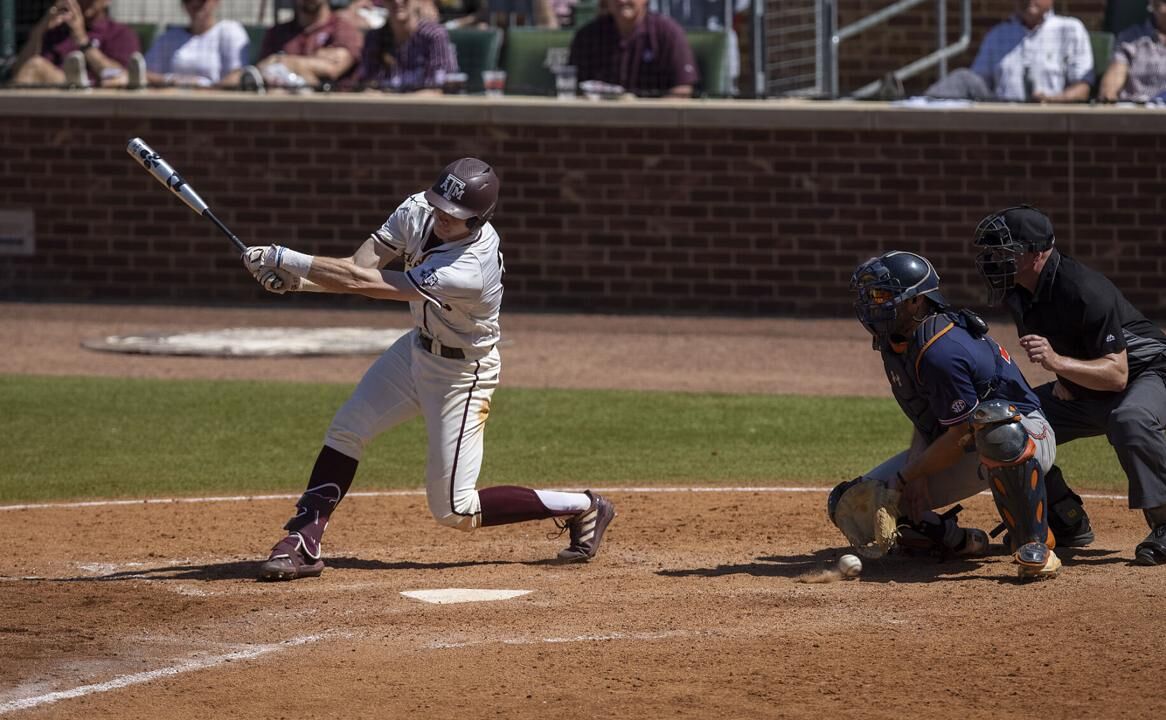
top-left (570, 0), bottom-right (599, 28)
top-left (129, 22), bottom-right (161, 55)
top-left (499, 28), bottom-right (574, 95)
top-left (448, 27), bottom-right (504, 93)
top-left (1090, 30), bottom-right (1115, 98)
top-left (1103, 0), bottom-right (1150, 34)
top-left (244, 24), bottom-right (269, 64)
top-left (684, 29), bottom-right (729, 97)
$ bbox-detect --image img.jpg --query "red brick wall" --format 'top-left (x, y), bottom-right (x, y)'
top-left (765, 0), bottom-right (1109, 96)
top-left (1, 110), bottom-right (1164, 316)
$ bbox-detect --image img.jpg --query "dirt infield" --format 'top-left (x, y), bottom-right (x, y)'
top-left (2, 302), bottom-right (1163, 719)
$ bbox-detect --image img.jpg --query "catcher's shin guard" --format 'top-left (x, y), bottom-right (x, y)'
top-left (973, 401), bottom-right (1056, 577)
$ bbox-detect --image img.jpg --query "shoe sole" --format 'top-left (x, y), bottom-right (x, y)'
top-left (257, 556), bottom-right (325, 581)
top-left (1016, 554), bottom-right (1061, 580)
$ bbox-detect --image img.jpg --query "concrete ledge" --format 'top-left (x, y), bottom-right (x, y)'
top-left (0, 90), bottom-right (1164, 133)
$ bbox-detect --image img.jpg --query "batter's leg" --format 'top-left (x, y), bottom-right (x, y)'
top-left (415, 347), bottom-right (614, 560)
top-left (258, 334), bottom-right (422, 581)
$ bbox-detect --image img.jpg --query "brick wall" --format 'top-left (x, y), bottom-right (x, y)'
top-left (765, 0), bottom-right (1110, 97)
top-left (1, 96), bottom-right (1164, 316)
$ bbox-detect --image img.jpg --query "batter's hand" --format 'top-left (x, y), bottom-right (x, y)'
top-left (242, 245), bottom-right (286, 276)
top-left (1052, 380), bottom-right (1076, 401)
top-left (257, 267), bottom-right (300, 294)
top-left (1019, 334), bottom-right (1063, 373)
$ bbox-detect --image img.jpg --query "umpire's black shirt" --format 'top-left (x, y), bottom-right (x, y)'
top-left (1003, 249), bottom-right (1166, 400)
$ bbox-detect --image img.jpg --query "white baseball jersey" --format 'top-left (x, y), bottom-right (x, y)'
top-left (372, 192), bottom-right (503, 355)
top-left (323, 192), bottom-right (505, 532)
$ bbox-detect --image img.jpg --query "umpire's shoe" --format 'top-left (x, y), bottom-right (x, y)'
top-left (258, 532), bottom-right (325, 581)
top-left (556, 491), bottom-right (616, 562)
top-left (1135, 524), bottom-right (1166, 566)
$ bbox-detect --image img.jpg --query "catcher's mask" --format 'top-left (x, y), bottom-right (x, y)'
top-left (850, 251), bottom-right (948, 351)
top-left (972, 205), bottom-right (1055, 306)
top-left (425, 157), bottom-right (500, 231)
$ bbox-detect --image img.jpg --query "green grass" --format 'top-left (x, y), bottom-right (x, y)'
top-left (0, 375), bottom-right (1128, 503)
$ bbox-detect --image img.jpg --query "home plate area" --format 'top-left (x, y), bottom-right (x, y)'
top-left (400, 588), bottom-right (533, 604)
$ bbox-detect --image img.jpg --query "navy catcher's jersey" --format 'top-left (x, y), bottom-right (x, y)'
top-left (882, 312), bottom-right (1040, 434)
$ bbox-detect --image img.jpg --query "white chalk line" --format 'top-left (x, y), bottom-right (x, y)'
top-left (0, 486), bottom-right (1130, 512)
top-left (0, 634), bottom-right (324, 716)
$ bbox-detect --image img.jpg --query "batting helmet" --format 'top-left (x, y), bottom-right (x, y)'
top-left (424, 158), bottom-right (500, 229)
top-left (972, 205), bottom-right (1055, 306)
top-left (850, 251), bottom-right (948, 351)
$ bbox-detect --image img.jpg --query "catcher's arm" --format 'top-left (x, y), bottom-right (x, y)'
top-left (898, 424), bottom-right (971, 521)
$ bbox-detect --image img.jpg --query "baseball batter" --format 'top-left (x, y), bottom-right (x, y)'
top-left (242, 158), bottom-right (616, 581)
top-left (829, 251), bottom-right (1062, 578)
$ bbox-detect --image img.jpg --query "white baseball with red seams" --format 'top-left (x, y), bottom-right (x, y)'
top-left (838, 554), bottom-right (863, 578)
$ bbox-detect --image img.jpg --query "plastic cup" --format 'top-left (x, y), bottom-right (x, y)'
top-left (554, 65), bottom-right (577, 100)
top-left (482, 70), bottom-right (507, 97)
top-left (442, 72), bottom-right (468, 95)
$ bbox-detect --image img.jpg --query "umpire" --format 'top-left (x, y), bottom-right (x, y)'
top-left (973, 205), bottom-right (1166, 565)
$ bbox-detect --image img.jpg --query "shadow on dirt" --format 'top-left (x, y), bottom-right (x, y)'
top-left (657, 544), bottom-right (1132, 583)
top-left (41, 555), bottom-right (564, 583)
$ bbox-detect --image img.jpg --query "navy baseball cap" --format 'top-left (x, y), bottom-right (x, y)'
top-left (995, 206), bottom-right (1055, 252)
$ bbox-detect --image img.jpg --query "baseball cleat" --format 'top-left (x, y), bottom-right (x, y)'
top-left (556, 491), bottom-right (615, 562)
top-left (1134, 524), bottom-right (1166, 566)
top-left (258, 533), bottom-right (325, 581)
top-left (1015, 542), bottom-right (1061, 580)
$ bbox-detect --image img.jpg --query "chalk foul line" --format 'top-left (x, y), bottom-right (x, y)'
top-left (0, 635), bottom-right (324, 716)
top-left (0, 486), bottom-right (1130, 513)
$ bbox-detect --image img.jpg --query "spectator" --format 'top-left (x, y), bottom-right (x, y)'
top-left (9, 0), bottom-right (140, 88)
top-left (222, 0), bottom-right (362, 91)
top-left (144, 0), bottom-right (249, 88)
top-left (924, 0), bottom-right (1092, 103)
top-left (339, 0), bottom-right (441, 30)
top-left (357, 0), bottom-right (458, 93)
top-left (568, 0), bottom-right (698, 98)
top-left (1099, 0), bottom-right (1166, 103)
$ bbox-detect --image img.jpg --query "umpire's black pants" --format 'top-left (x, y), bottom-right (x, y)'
top-left (1036, 371), bottom-right (1166, 510)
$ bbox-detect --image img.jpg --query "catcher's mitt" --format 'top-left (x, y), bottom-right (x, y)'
top-left (829, 477), bottom-right (902, 559)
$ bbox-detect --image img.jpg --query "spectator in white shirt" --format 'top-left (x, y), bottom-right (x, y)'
top-left (144, 0), bottom-right (249, 87)
top-left (925, 0), bottom-right (1093, 103)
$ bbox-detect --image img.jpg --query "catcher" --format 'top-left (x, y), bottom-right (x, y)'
top-left (829, 251), bottom-right (1072, 579)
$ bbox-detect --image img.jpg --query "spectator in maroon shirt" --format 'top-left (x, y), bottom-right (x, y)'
top-left (221, 0), bottom-right (363, 89)
top-left (357, 0), bottom-right (458, 93)
top-left (567, 0), bottom-right (698, 98)
top-left (10, 0), bottom-right (140, 87)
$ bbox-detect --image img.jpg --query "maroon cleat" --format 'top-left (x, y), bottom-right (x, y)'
top-left (556, 491), bottom-right (616, 562)
top-left (258, 533), bottom-right (325, 581)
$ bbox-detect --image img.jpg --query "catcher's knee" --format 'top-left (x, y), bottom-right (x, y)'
top-left (973, 400), bottom-right (1051, 550)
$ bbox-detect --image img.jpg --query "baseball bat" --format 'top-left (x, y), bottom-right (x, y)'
top-left (125, 137), bottom-right (246, 254)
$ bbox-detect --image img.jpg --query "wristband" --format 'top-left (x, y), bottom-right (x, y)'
top-left (275, 247), bottom-right (314, 278)
top-left (79, 37), bottom-right (98, 52)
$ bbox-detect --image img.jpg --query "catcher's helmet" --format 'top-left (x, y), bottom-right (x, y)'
top-left (972, 205), bottom-right (1055, 306)
top-left (425, 157), bottom-right (500, 229)
top-left (850, 251), bottom-right (948, 351)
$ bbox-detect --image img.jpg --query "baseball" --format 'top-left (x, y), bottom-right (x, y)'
top-left (838, 554), bottom-right (863, 578)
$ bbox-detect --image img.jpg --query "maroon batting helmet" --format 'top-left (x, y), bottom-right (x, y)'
top-left (425, 158), bottom-right (500, 228)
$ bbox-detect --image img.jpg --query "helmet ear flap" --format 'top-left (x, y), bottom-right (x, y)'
top-left (466, 217), bottom-right (481, 231)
